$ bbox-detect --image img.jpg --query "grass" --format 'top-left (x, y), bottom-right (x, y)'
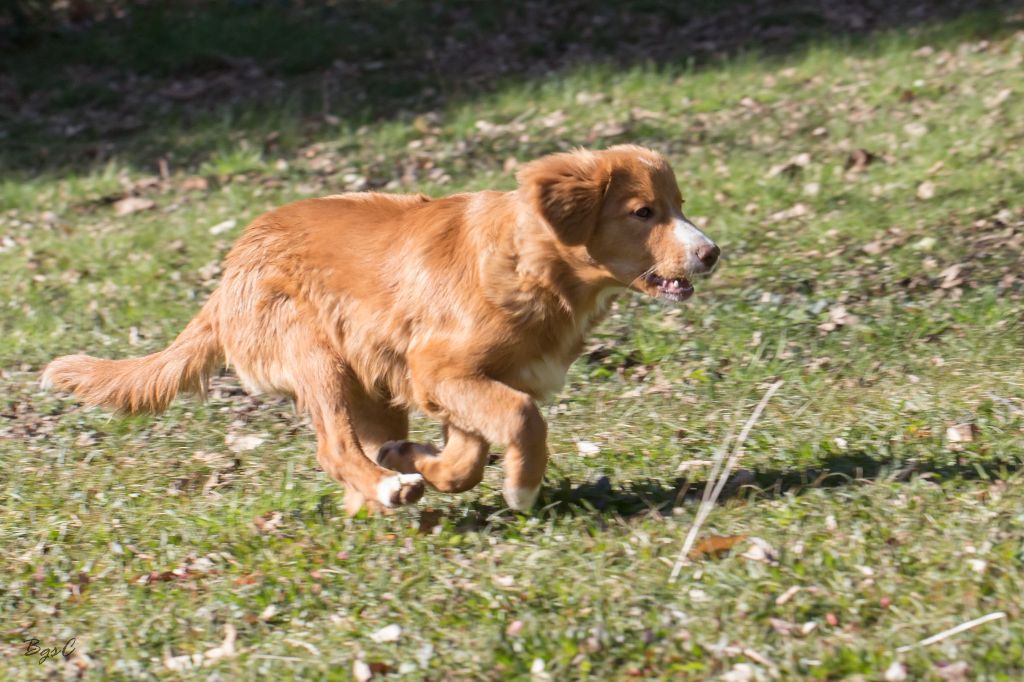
top-left (2, 4), bottom-right (1024, 680)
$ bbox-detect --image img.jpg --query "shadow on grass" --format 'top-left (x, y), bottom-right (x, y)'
top-left (2, 0), bottom-right (1021, 174)
top-left (442, 451), bottom-right (1023, 532)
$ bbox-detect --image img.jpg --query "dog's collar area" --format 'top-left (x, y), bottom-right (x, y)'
top-left (643, 272), bottom-right (694, 302)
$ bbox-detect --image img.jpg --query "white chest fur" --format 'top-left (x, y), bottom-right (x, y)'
top-left (516, 289), bottom-right (618, 401)
top-left (518, 353), bottom-right (573, 401)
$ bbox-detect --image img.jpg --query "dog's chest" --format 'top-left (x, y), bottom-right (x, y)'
top-left (517, 353), bottom-right (573, 401)
top-left (514, 290), bottom-right (617, 401)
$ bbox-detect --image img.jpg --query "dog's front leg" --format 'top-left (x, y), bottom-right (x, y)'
top-left (436, 376), bottom-right (548, 511)
top-left (407, 365), bottom-right (549, 510)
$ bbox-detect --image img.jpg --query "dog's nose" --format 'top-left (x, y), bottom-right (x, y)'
top-left (696, 243), bottom-right (720, 268)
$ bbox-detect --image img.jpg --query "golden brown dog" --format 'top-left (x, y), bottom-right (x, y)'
top-left (42, 145), bottom-right (719, 513)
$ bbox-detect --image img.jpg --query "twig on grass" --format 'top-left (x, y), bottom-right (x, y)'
top-left (895, 611), bottom-right (1007, 653)
top-left (669, 380), bottom-right (784, 583)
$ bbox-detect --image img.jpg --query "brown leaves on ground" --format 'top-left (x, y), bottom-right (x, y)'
top-left (845, 148), bottom-right (879, 174)
top-left (687, 535), bottom-right (747, 560)
top-left (112, 196), bottom-right (155, 216)
top-left (163, 624), bottom-right (237, 671)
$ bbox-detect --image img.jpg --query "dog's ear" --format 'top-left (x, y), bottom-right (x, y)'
top-left (517, 150), bottom-right (609, 246)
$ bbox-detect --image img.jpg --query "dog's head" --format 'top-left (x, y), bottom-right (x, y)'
top-left (517, 145), bottom-right (719, 302)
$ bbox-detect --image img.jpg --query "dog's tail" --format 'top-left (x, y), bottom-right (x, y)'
top-left (41, 301), bottom-right (223, 415)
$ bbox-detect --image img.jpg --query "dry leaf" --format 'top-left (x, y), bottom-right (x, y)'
top-left (688, 534), bottom-right (747, 560)
top-left (767, 152), bottom-right (811, 179)
top-left (904, 121), bottom-right (927, 138)
top-left (226, 433), bottom-right (264, 452)
top-left (984, 89), bottom-right (1011, 109)
top-left (113, 197), bottom-right (155, 216)
top-left (775, 586), bottom-right (801, 605)
top-left (164, 624), bottom-right (236, 671)
top-left (768, 203), bottom-right (811, 223)
top-left (370, 624), bottom-right (402, 643)
top-left (818, 305), bottom-right (859, 333)
top-left (720, 663), bottom-right (756, 682)
top-left (844, 148), bottom-right (877, 174)
top-left (353, 660), bottom-right (373, 682)
top-left (946, 423), bottom-right (978, 443)
top-left (180, 176), bottom-right (209, 192)
top-left (253, 511), bottom-right (283, 533)
top-left (883, 661), bottom-right (907, 682)
top-left (934, 661), bottom-right (971, 682)
top-left (676, 458), bottom-right (714, 473)
top-left (740, 537), bottom-right (777, 563)
top-left (209, 219), bottom-right (237, 235)
top-left (939, 264), bottom-right (964, 289)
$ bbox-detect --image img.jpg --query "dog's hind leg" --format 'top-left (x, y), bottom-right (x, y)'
top-left (343, 384), bottom-right (411, 514)
top-left (301, 360), bottom-right (425, 511)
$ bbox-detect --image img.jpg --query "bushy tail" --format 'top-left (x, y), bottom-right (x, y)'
top-left (42, 308), bottom-right (223, 415)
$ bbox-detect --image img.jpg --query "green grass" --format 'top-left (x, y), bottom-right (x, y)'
top-left (2, 5), bottom-right (1024, 680)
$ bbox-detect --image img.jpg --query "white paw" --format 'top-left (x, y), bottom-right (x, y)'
top-left (503, 483), bottom-right (540, 511)
top-left (376, 473), bottom-right (425, 507)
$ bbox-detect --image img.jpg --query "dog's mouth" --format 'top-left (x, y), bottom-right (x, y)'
top-left (643, 273), bottom-right (695, 302)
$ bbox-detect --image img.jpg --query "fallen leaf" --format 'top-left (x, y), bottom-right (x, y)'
top-left (353, 660), bottom-right (373, 682)
top-left (768, 203), bottom-right (811, 223)
top-left (818, 305), bottom-right (859, 333)
top-left (946, 423), bottom-right (977, 443)
top-left (676, 458), bottom-right (714, 473)
top-left (164, 624), bottom-right (236, 671)
top-left (209, 219), bottom-right (237, 235)
top-left (180, 176), bottom-right (209, 192)
top-left (767, 152), bottom-right (811, 179)
top-left (226, 433), bottom-right (264, 452)
top-left (740, 537), bottom-right (777, 563)
top-left (883, 660), bottom-right (907, 682)
top-left (984, 88), bottom-right (1011, 109)
top-left (113, 197), bottom-right (155, 216)
top-left (904, 122), bottom-right (928, 138)
top-left (934, 661), bottom-right (971, 682)
top-left (688, 535), bottom-right (747, 560)
top-left (844, 148), bottom-right (877, 174)
top-left (370, 624), bottom-right (402, 643)
top-left (253, 511), bottom-right (283, 533)
top-left (775, 586), bottom-right (801, 605)
top-left (939, 264), bottom-right (964, 289)
top-left (720, 663), bottom-right (756, 682)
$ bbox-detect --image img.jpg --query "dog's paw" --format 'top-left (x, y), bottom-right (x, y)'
top-left (503, 482), bottom-right (541, 511)
top-left (376, 473), bottom-right (426, 507)
top-left (344, 485), bottom-right (391, 516)
top-left (377, 440), bottom-right (437, 472)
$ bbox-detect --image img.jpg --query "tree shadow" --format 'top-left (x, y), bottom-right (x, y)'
top-left (2, 0), bottom-right (1021, 175)
top-left (440, 451), bottom-right (1023, 532)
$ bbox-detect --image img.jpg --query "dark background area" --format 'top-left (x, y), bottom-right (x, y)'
top-left (1, 0), bottom-right (1021, 174)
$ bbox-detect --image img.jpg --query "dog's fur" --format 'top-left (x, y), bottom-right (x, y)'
top-left (42, 145), bottom-right (719, 512)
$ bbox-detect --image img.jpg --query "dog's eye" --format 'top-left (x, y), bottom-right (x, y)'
top-left (633, 207), bottom-right (653, 219)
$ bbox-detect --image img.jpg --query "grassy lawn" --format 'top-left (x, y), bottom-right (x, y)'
top-left (2, 3), bottom-right (1024, 680)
